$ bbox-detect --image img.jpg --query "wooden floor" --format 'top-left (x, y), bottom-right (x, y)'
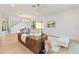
top-left (0, 33), bottom-right (79, 54)
top-left (0, 33), bottom-right (33, 54)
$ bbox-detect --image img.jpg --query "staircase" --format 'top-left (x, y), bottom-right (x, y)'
top-left (10, 21), bottom-right (24, 33)
top-left (10, 19), bottom-right (31, 34)
top-left (0, 15), bottom-right (31, 35)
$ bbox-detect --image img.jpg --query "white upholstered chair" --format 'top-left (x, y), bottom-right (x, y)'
top-left (56, 36), bottom-right (70, 48)
top-left (45, 36), bottom-right (70, 53)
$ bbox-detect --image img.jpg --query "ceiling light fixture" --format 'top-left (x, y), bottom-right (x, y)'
top-left (32, 4), bottom-right (40, 16)
top-left (32, 4), bottom-right (40, 8)
top-left (18, 14), bottom-right (33, 18)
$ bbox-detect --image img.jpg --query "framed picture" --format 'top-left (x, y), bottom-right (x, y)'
top-left (47, 21), bottom-right (56, 28)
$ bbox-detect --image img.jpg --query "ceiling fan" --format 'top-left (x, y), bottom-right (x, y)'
top-left (32, 4), bottom-right (41, 16)
top-left (32, 4), bottom-right (40, 8)
top-left (17, 4), bottom-right (40, 20)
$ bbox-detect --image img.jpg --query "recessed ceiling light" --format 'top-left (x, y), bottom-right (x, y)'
top-left (11, 4), bottom-right (15, 7)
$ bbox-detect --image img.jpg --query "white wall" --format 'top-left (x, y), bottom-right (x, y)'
top-left (10, 8), bottom-right (79, 40)
top-left (43, 8), bottom-right (79, 40)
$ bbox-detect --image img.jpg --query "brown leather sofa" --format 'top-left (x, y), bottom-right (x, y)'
top-left (18, 33), bottom-right (48, 54)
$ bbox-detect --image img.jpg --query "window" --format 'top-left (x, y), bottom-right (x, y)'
top-left (36, 22), bottom-right (44, 29)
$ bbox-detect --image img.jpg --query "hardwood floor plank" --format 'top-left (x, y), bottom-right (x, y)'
top-left (0, 33), bottom-right (33, 54)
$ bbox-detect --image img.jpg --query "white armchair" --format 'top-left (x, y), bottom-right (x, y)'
top-left (45, 36), bottom-right (70, 53)
top-left (45, 37), bottom-right (60, 53)
top-left (56, 36), bottom-right (70, 48)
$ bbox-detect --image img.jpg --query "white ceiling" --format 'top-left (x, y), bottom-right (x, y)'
top-left (0, 4), bottom-right (79, 17)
